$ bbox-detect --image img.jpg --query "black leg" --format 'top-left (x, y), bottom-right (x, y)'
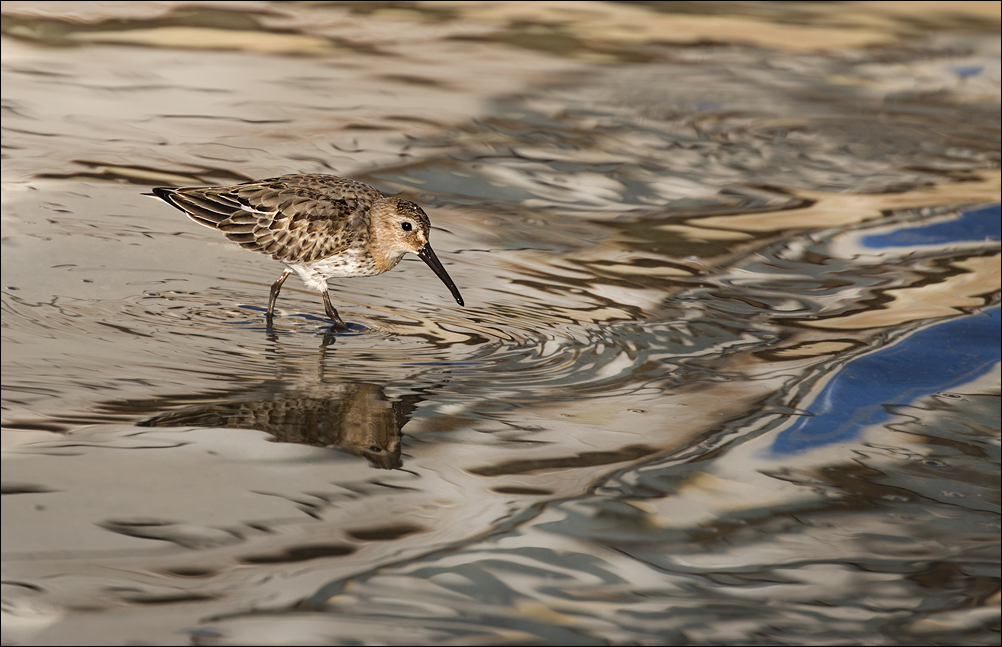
top-left (321, 291), bottom-right (348, 331)
top-left (267, 269), bottom-right (292, 327)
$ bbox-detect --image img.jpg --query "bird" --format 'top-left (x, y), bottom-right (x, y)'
top-left (149, 174), bottom-right (464, 330)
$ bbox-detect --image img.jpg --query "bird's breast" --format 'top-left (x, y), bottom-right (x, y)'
top-left (306, 248), bottom-right (384, 278)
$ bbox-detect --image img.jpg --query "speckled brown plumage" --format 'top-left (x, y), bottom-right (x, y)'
top-left (150, 174), bottom-right (463, 330)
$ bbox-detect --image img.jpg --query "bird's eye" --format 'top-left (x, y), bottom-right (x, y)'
top-left (401, 222), bottom-right (413, 232)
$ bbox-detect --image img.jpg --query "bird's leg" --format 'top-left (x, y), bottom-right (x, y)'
top-left (267, 269), bottom-right (292, 327)
top-left (322, 291), bottom-right (349, 331)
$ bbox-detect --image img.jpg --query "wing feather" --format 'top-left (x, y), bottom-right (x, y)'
top-left (152, 175), bottom-right (381, 263)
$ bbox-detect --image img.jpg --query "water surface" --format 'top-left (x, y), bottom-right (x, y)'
top-left (2, 2), bottom-right (999, 645)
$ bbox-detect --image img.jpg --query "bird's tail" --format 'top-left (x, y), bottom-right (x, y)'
top-left (149, 187), bottom-right (234, 230)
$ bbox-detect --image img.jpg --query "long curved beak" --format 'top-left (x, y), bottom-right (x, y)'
top-left (417, 244), bottom-right (464, 307)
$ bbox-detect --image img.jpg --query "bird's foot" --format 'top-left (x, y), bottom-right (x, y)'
top-left (322, 292), bottom-right (349, 331)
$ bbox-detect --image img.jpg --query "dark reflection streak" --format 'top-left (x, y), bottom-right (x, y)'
top-left (159, 115), bottom-right (292, 124)
top-left (128, 593), bottom-right (217, 605)
top-left (3, 126), bottom-right (61, 138)
top-left (96, 320), bottom-right (155, 338)
top-left (5, 67), bottom-right (73, 79)
top-left (38, 160), bottom-right (251, 186)
top-left (469, 444), bottom-right (660, 476)
top-left (1, 483), bottom-right (58, 495)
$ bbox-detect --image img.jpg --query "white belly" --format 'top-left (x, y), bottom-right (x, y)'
top-left (288, 250), bottom-right (381, 293)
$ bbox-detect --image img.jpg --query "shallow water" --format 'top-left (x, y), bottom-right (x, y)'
top-left (2, 2), bottom-right (1000, 645)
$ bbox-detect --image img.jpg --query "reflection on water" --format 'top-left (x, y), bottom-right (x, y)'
top-left (2, 1), bottom-right (999, 645)
top-left (136, 381), bottom-right (411, 470)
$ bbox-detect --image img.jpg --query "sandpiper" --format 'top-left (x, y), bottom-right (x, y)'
top-left (150, 174), bottom-right (464, 329)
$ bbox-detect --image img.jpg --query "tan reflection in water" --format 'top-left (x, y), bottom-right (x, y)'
top-left (141, 383), bottom-right (405, 470)
top-left (69, 27), bottom-right (345, 55)
top-left (689, 170), bottom-right (1001, 233)
top-left (803, 253), bottom-right (1000, 330)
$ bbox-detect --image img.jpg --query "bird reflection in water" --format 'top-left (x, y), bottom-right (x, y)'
top-left (139, 382), bottom-right (415, 469)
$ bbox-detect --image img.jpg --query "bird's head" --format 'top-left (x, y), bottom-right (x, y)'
top-left (370, 197), bottom-right (464, 307)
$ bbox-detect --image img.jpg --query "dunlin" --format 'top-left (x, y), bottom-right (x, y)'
top-left (150, 174), bottom-right (463, 329)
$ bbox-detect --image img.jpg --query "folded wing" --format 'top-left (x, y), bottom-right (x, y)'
top-left (152, 175), bottom-right (380, 264)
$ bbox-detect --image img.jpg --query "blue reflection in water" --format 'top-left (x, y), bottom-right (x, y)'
top-left (774, 307), bottom-right (999, 454)
top-left (774, 204), bottom-right (1001, 454)
top-left (951, 65), bottom-right (985, 79)
top-left (862, 203), bottom-right (1000, 248)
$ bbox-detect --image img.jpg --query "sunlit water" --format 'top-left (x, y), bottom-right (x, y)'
top-left (2, 2), bottom-right (999, 645)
